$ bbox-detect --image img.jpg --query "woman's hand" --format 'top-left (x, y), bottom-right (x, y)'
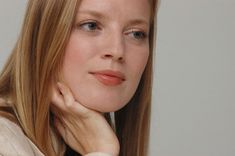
top-left (50, 82), bottom-right (120, 156)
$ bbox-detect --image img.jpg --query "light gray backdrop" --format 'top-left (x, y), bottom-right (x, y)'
top-left (0, 1), bottom-right (234, 156)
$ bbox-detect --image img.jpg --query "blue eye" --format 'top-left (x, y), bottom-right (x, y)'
top-left (79, 21), bottom-right (99, 31)
top-left (128, 30), bottom-right (147, 40)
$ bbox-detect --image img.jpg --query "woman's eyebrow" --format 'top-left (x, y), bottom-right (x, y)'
top-left (77, 10), bottom-right (108, 20)
top-left (127, 19), bottom-right (149, 27)
top-left (77, 10), bottom-right (149, 27)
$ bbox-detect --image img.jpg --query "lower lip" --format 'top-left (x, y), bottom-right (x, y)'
top-left (92, 73), bottom-right (124, 86)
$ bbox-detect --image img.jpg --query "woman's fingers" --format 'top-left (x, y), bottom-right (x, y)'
top-left (57, 82), bottom-right (74, 108)
top-left (51, 82), bottom-right (120, 155)
top-left (51, 82), bottom-right (66, 111)
top-left (56, 82), bottom-right (92, 117)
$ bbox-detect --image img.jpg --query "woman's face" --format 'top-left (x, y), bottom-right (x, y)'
top-left (62, 0), bottom-right (151, 112)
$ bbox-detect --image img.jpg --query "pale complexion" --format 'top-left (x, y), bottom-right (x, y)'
top-left (51, 0), bottom-right (151, 155)
top-left (61, 0), bottom-right (151, 112)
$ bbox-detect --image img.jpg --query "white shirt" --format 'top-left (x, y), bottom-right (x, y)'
top-left (0, 117), bottom-right (112, 156)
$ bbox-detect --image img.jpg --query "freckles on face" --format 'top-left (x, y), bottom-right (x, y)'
top-left (61, 0), bottom-right (151, 112)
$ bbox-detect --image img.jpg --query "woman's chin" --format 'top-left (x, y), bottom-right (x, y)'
top-left (82, 101), bottom-right (127, 113)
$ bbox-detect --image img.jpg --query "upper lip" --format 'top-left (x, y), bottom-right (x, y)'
top-left (90, 70), bottom-right (126, 80)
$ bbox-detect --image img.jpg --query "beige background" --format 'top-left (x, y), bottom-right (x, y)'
top-left (0, 0), bottom-right (235, 156)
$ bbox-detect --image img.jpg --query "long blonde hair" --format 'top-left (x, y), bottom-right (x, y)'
top-left (0, 0), bottom-right (158, 155)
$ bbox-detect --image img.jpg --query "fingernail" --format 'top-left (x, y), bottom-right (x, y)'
top-left (57, 82), bottom-right (64, 93)
top-left (57, 82), bottom-right (62, 88)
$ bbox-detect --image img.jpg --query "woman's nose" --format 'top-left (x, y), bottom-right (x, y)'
top-left (101, 33), bottom-right (126, 63)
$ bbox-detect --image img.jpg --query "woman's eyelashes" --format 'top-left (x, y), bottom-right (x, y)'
top-left (75, 20), bottom-right (148, 41)
top-left (77, 20), bottom-right (101, 32)
top-left (125, 29), bottom-right (148, 40)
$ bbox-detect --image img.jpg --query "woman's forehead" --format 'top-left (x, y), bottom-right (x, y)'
top-left (76, 0), bottom-right (151, 23)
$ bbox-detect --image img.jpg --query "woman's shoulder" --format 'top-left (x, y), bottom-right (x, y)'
top-left (0, 116), bottom-right (44, 156)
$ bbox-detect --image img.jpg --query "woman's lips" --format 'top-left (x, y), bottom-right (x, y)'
top-left (90, 70), bottom-right (126, 86)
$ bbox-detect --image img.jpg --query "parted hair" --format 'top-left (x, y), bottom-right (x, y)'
top-left (0, 0), bottom-right (158, 155)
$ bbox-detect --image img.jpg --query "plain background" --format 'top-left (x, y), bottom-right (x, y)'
top-left (0, 1), bottom-right (234, 156)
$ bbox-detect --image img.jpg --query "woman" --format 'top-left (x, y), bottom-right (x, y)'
top-left (0, 0), bottom-right (158, 155)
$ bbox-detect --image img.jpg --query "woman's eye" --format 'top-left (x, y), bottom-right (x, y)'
top-left (79, 21), bottom-right (99, 31)
top-left (128, 30), bottom-right (147, 40)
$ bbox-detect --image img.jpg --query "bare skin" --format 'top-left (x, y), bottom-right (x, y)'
top-left (50, 0), bottom-right (150, 155)
top-left (51, 82), bottom-right (119, 156)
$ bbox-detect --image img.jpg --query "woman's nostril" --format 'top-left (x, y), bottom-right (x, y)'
top-left (104, 54), bottom-right (113, 58)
